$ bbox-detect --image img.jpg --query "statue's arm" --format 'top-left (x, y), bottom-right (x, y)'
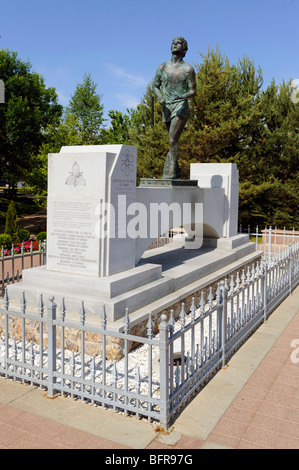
top-left (184, 66), bottom-right (197, 100)
top-left (153, 67), bottom-right (165, 105)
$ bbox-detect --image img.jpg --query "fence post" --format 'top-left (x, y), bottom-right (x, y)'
top-left (159, 314), bottom-right (170, 431)
top-left (288, 244), bottom-right (292, 295)
top-left (47, 296), bottom-right (57, 397)
top-left (262, 262), bottom-right (268, 322)
top-left (220, 281), bottom-right (228, 368)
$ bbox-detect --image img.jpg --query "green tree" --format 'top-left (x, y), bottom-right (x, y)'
top-left (238, 79), bottom-right (299, 228)
top-left (0, 49), bottom-right (62, 190)
top-left (64, 72), bottom-right (105, 143)
top-left (101, 109), bottom-right (132, 144)
top-left (4, 200), bottom-right (19, 244)
top-left (25, 114), bottom-right (85, 203)
top-left (129, 83), bottom-right (168, 180)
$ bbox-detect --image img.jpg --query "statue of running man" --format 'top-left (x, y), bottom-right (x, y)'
top-left (153, 37), bottom-right (196, 179)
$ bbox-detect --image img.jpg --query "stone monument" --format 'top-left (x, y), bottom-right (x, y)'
top-left (4, 41), bottom-right (259, 327)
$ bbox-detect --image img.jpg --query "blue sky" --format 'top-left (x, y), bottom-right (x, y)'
top-left (0, 0), bottom-right (298, 121)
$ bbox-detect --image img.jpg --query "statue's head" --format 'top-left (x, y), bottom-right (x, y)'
top-left (171, 37), bottom-right (188, 57)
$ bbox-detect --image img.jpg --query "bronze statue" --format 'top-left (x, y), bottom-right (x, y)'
top-left (153, 37), bottom-right (196, 179)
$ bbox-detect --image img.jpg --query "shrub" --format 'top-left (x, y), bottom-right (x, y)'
top-left (0, 233), bottom-right (12, 249)
top-left (4, 201), bottom-right (20, 244)
top-left (36, 231), bottom-right (47, 243)
top-left (18, 228), bottom-right (30, 242)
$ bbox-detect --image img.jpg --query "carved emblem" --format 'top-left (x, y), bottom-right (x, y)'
top-left (120, 149), bottom-right (134, 176)
top-left (65, 161), bottom-right (86, 187)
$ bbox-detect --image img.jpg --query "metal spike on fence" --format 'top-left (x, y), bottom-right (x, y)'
top-left (224, 277), bottom-right (229, 291)
top-left (60, 298), bottom-right (66, 322)
top-left (101, 305), bottom-right (107, 329)
top-left (190, 297), bottom-right (196, 322)
top-left (241, 269), bottom-right (246, 285)
top-left (246, 266), bottom-right (251, 283)
top-left (236, 271), bottom-right (240, 289)
top-left (208, 287), bottom-right (213, 309)
top-left (21, 291), bottom-right (26, 314)
top-left (179, 303), bottom-right (186, 328)
top-left (16, 270), bottom-right (20, 282)
top-left (216, 283), bottom-right (221, 304)
top-left (168, 309), bottom-right (175, 336)
top-left (230, 274), bottom-right (235, 293)
top-left (80, 301), bottom-right (85, 326)
top-left (124, 308), bottom-right (130, 334)
top-left (147, 312), bottom-right (153, 338)
top-left (38, 294), bottom-right (44, 317)
top-left (200, 290), bottom-right (206, 314)
top-left (4, 287), bottom-right (9, 310)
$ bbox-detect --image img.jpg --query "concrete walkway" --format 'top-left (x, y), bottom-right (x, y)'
top-left (0, 286), bottom-right (298, 450)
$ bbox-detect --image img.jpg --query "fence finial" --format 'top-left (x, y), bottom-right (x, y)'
top-left (21, 291), bottom-right (26, 313)
top-left (147, 312), bottom-right (153, 338)
top-left (190, 297), bottom-right (196, 321)
top-left (80, 301), bottom-right (86, 325)
top-left (124, 308), bottom-right (130, 333)
top-left (101, 305), bottom-right (107, 329)
top-left (179, 303), bottom-right (186, 328)
top-left (38, 294), bottom-right (44, 317)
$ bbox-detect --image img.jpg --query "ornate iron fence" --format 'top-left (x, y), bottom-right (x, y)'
top-left (0, 242), bottom-right (298, 430)
top-left (0, 241), bottom-right (47, 296)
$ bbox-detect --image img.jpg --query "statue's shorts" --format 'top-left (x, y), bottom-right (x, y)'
top-left (162, 100), bottom-right (189, 123)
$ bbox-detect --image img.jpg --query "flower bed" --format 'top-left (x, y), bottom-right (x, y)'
top-left (2, 239), bottom-right (40, 256)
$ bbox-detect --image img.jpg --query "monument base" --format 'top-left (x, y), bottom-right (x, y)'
top-left (5, 235), bottom-right (258, 323)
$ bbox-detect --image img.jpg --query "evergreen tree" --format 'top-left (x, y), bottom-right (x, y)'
top-left (4, 200), bottom-right (19, 244)
top-left (64, 73), bottom-right (105, 143)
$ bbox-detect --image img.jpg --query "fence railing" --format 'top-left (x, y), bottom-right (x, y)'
top-left (240, 225), bottom-right (298, 257)
top-left (0, 242), bottom-right (298, 430)
top-left (0, 241), bottom-right (47, 296)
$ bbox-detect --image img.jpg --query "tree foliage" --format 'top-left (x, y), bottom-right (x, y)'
top-left (128, 48), bottom-right (299, 228)
top-left (4, 47), bottom-right (297, 229)
top-left (4, 200), bottom-right (19, 244)
top-left (0, 49), bottom-right (62, 188)
top-left (64, 72), bottom-right (105, 143)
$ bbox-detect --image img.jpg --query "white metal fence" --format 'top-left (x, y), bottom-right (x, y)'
top-left (240, 225), bottom-right (298, 257)
top-left (0, 241), bottom-right (298, 430)
top-left (0, 241), bottom-right (47, 296)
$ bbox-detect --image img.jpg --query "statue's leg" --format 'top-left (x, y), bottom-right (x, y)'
top-left (163, 116), bottom-right (187, 179)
